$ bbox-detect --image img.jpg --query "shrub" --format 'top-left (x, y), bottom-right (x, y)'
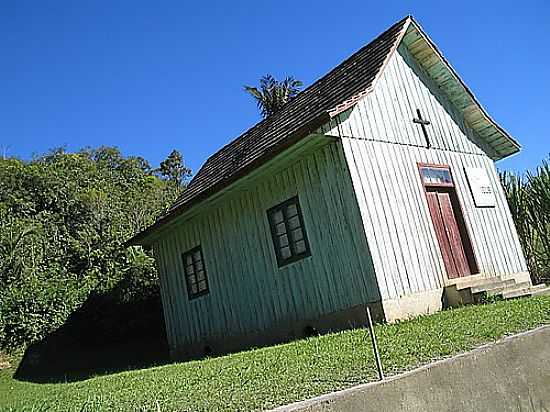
top-left (0, 147), bottom-right (186, 352)
top-left (0, 274), bottom-right (92, 351)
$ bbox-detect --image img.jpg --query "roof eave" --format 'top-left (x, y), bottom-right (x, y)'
top-left (403, 18), bottom-right (520, 160)
top-left (125, 111), bottom-right (332, 247)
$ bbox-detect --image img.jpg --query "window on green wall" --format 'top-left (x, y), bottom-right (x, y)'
top-left (267, 196), bottom-right (311, 267)
top-left (182, 246), bottom-right (209, 299)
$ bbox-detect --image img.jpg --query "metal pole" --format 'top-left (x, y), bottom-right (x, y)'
top-left (366, 306), bottom-right (384, 381)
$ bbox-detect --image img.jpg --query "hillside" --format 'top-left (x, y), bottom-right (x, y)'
top-left (1, 296), bottom-right (549, 411)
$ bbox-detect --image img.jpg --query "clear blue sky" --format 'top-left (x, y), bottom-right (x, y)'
top-left (1, 1), bottom-right (548, 174)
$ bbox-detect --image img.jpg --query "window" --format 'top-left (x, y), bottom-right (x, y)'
top-left (419, 165), bottom-right (453, 187)
top-left (182, 246), bottom-right (209, 299)
top-left (267, 196), bottom-right (311, 267)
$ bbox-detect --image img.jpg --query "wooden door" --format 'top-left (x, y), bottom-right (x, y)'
top-left (426, 189), bottom-right (472, 279)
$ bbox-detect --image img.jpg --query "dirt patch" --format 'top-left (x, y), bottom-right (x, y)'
top-left (0, 353), bottom-right (11, 370)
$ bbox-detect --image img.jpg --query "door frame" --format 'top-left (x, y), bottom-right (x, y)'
top-left (417, 162), bottom-right (479, 284)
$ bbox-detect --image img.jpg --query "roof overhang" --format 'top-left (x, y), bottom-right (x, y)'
top-left (126, 121), bottom-right (335, 247)
top-left (400, 18), bottom-right (520, 159)
top-left (329, 17), bottom-right (520, 160)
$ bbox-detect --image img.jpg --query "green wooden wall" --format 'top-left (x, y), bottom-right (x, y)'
top-left (152, 141), bottom-right (379, 353)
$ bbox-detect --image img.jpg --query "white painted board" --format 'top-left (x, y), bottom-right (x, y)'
top-left (465, 167), bottom-right (496, 207)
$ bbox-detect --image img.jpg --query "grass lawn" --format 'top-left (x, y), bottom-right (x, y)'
top-left (1, 296), bottom-right (550, 412)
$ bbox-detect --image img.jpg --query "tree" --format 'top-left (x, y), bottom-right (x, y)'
top-left (0, 147), bottom-right (186, 351)
top-left (244, 75), bottom-right (303, 118)
top-left (157, 149), bottom-right (191, 188)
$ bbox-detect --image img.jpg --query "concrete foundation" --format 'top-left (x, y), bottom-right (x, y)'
top-left (170, 272), bottom-right (531, 360)
top-left (500, 270), bottom-right (532, 285)
top-left (170, 301), bottom-right (385, 360)
top-left (381, 288), bottom-right (444, 322)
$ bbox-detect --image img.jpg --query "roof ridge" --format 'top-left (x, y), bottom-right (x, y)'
top-left (329, 15), bottom-right (412, 117)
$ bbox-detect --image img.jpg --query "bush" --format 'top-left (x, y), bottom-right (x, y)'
top-left (0, 147), bottom-right (187, 352)
top-left (0, 275), bottom-right (92, 351)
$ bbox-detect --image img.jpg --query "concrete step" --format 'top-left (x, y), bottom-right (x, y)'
top-left (470, 279), bottom-right (517, 295)
top-left (455, 276), bottom-right (504, 291)
top-left (483, 281), bottom-right (532, 297)
top-left (502, 283), bottom-right (549, 299)
top-left (532, 285), bottom-right (550, 297)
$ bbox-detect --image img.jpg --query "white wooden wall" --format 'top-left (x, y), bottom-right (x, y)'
top-left (153, 142), bottom-right (380, 350)
top-left (321, 44), bottom-right (499, 158)
top-left (319, 43), bottom-right (528, 301)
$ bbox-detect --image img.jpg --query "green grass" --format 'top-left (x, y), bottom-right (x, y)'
top-left (1, 296), bottom-right (550, 411)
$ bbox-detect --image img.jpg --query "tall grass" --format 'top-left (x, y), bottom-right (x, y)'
top-left (501, 157), bottom-right (550, 284)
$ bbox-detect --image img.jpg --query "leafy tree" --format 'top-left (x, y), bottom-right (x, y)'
top-left (0, 147), bottom-right (189, 351)
top-left (244, 75), bottom-right (303, 118)
top-left (157, 149), bottom-right (191, 189)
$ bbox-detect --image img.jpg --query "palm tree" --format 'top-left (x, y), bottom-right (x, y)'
top-left (244, 75), bottom-right (303, 118)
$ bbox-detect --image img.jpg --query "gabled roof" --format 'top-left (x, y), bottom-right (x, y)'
top-left (128, 15), bottom-right (520, 246)
top-left (170, 17), bottom-right (408, 213)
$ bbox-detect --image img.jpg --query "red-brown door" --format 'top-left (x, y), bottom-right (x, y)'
top-left (426, 188), bottom-right (472, 279)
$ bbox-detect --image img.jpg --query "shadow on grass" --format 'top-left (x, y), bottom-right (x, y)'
top-left (14, 294), bottom-right (172, 383)
top-left (15, 337), bottom-right (171, 384)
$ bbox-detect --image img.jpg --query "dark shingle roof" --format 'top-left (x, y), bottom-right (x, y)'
top-left (171, 17), bottom-right (407, 212)
top-left (129, 16), bottom-right (409, 245)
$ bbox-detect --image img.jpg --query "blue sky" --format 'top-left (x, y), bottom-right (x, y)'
top-left (1, 1), bottom-right (548, 174)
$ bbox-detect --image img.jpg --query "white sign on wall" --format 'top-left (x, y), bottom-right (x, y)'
top-left (465, 167), bottom-right (496, 208)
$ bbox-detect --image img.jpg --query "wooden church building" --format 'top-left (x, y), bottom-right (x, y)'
top-left (129, 16), bottom-right (530, 359)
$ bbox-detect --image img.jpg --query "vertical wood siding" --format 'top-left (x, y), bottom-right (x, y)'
top-left (154, 38), bottom-right (528, 351)
top-left (318, 44), bottom-right (527, 301)
top-left (321, 44), bottom-right (499, 159)
top-left (153, 142), bottom-right (380, 350)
